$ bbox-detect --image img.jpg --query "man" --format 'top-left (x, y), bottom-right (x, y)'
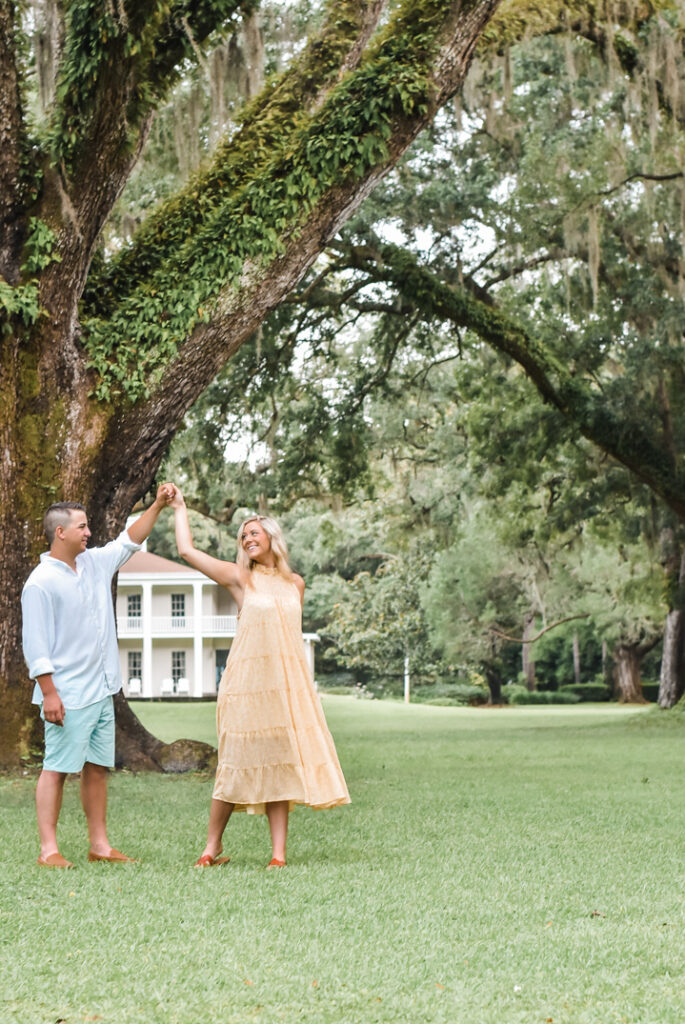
top-left (22, 486), bottom-right (174, 868)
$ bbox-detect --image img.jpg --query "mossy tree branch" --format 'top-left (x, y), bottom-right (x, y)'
top-left (334, 242), bottom-right (685, 521)
top-left (77, 1), bottom-right (502, 508)
top-left (84, 0), bottom-right (390, 315)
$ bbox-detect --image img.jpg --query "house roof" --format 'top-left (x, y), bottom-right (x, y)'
top-left (119, 550), bottom-right (196, 574)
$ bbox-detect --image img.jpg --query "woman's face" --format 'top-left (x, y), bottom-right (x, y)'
top-left (242, 520), bottom-right (272, 562)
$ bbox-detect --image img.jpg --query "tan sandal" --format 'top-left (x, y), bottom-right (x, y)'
top-left (88, 848), bottom-right (137, 863)
top-left (37, 852), bottom-right (74, 869)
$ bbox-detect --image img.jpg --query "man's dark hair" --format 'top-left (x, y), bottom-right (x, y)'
top-left (43, 502), bottom-right (87, 545)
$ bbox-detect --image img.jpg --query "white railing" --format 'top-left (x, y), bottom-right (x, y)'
top-left (117, 615), bottom-right (238, 637)
top-left (202, 615), bottom-right (238, 635)
top-left (118, 617), bottom-right (143, 635)
top-left (152, 616), bottom-right (193, 633)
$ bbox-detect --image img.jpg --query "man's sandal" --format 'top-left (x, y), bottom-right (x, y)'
top-left (37, 852), bottom-right (74, 869)
top-left (266, 858), bottom-right (286, 870)
top-left (88, 849), bottom-right (137, 863)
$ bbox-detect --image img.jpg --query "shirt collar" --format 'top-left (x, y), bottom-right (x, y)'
top-left (39, 551), bottom-right (81, 575)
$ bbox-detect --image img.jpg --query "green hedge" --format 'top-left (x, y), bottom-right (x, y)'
top-left (505, 684), bottom-right (580, 706)
top-left (413, 683), bottom-right (488, 707)
top-left (559, 682), bottom-right (611, 702)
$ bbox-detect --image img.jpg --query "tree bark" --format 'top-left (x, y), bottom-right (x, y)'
top-left (612, 644), bottom-right (647, 704)
top-left (572, 630), bottom-right (581, 686)
top-left (484, 662), bottom-right (503, 704)
top-left (658, 547), bottom-right (685, 708)
top-left (0, 0), bottom-right (25, 281)
top-left (521, 612), bottom-right (536, 690)
top-left (113, 694), bottom-right (217, 773)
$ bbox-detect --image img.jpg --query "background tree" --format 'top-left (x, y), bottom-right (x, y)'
top-left (323, 549), bottom-right (437, 696)
top-left (189, 0), bottom-right (685, 701)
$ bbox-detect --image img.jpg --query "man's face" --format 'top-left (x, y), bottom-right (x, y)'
top-left (58, 509), bottom-right (91, 556)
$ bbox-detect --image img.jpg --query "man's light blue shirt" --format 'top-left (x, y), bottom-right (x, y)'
top-left (21, 529), bottom-right (141, 709)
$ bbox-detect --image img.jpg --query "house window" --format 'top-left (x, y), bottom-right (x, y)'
top-left (128, 651), bottom-right (142, 678)
top-left (171, 593), bottom-right (186, 629)
top-left (127, 594), bottom-right (141, 618)
top-left (171, 651), bottom-right (186, 683)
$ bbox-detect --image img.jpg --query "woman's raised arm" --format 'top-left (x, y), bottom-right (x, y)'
top-left (170, 487), bottom-right (245, 598)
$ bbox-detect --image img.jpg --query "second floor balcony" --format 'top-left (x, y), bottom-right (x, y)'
top-left (118, 615), bottom-right (239, 638)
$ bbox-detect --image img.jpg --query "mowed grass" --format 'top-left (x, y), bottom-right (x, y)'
top-left (1, 699), bottom-right (684, 1024)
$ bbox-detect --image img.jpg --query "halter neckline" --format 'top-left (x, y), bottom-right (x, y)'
top-left (252, 563), bottom-right (279, 575)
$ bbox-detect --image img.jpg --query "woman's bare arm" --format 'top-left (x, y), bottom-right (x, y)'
top-left (171, 487), bottom-right (246, 602)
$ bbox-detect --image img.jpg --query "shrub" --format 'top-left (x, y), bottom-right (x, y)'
top-left (505, 684), bottom-right (580, 706)
top-left (559, 681), bottom-right (611, 702)
top-left (413, 682), bottom-right (488, 706)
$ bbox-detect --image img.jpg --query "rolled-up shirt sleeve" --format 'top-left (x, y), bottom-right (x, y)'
top-left (21, 584), bottom-right (56, 680)
top-left (89, 528), bottom-right (142, 576)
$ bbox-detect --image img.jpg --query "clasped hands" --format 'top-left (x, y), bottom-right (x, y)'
top-left (154, 483), bottom-right (185, 509)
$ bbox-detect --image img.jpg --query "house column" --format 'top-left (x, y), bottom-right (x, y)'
top-left (142, 580), bottom-right (153, 698)
top-left (193, 581), bottom-right (204, 698)
top-left (303, 634), bottom-right (319, 687)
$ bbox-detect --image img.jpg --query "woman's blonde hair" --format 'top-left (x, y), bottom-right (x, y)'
top-left (236, 515), bottom-right (293, 580)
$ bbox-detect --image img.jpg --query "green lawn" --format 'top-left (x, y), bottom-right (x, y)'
top-left (1, 699), bottom-right (683, 1024)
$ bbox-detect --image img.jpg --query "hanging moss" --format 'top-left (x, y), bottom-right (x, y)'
top-left (356, 242), bottom-right (685, 512)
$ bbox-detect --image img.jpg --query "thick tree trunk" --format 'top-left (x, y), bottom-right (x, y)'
top-left (484, 665), bottom-right (503, 704)
top-left (658, 548), bottom-right (685, 708)
top-left (612, 644), bottom-right (647, 703)
top-left (113, 694), bottom-right (216, 773)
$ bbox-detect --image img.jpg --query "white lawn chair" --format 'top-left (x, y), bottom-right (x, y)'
top-left (128, 677), bottom-right (142, 696)
top-left (160, 677), bottom-right (174, 696)
top-left (176, 677), bottom-right (190, 696)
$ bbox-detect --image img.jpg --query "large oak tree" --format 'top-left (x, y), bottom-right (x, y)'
top-left (0, 0), bottom-right (507, 769)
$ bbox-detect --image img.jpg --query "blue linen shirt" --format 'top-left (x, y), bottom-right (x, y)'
top-left (21, 529), bottom-right (141, 709)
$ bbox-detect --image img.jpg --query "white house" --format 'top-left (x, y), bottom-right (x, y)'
top-left (116, 548), bottom-right (318, 698)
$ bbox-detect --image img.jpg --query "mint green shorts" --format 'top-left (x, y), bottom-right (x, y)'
top-left (42, 696), bottom-right (115, 773)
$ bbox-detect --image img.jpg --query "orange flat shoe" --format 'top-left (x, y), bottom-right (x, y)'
top-left (88, 848), bottom-right (137, 863)
top-left (266, 858), bottom-right (286, 870)
top-left (194, 854), bottom-right (230, 867)
top-left (37, 852), bottom-right (74, 869)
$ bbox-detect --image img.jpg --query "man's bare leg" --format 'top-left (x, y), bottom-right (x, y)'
top-left (266, 800), bottom-right (289, 864)
top-left (36, 770), bottom-right (67, 858)
top-left (80, 762), bottom-right (111, 855)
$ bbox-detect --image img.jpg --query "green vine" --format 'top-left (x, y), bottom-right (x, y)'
top-left (0, 219), bottom-right (61, 335)
top-left (83, 0), bottom-right (398, 315)
top-left (83, 0), bottom-right (449, 402)
top-left (21, 218), bottom-right (62, 274)
top-left (46, 0), bottom-right (254, 170)
top-left (0, 283), bottom-right (41, 334)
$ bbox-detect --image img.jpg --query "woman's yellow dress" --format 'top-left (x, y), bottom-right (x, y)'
top-left (212, 564), bottom-right (350, 813)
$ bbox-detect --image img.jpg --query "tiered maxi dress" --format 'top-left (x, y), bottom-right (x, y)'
top-left (212, 563), bottom-right (350, 814)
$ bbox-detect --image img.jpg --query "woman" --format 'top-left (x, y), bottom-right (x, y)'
top-left (170, 488), bottom-right (350, 868)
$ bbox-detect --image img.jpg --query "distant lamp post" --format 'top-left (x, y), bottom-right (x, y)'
top-left (404, 653), bottom-right (410, 703)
